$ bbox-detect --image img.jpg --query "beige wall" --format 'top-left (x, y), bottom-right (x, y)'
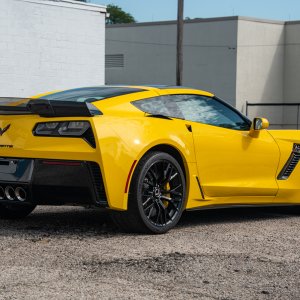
top-left (284, 22), bottom-right (300, 102)
top-left (182, 20), bottom-right (238, 104)
top-left (106, 18), bottom-right (238, 106)
top-left (236, 19), bottom-right (285, 113)
top-left (235, 19), bottom-right (286, 128)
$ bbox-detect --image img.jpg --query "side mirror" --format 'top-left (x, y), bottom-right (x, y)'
top-left (252, 117), bottom-right (269, 130)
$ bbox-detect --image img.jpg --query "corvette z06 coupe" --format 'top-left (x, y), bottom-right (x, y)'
top-left (0, 86), bottom-right (299, 233)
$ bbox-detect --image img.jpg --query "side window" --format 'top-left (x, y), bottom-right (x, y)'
top-left (167, 95), bottom-right (250, 130)
top-left (132, 96), bottom-right (185, 119)
top-left (132, 96), bottom-right (169, 115)
top-left (132, 94), bottom-right (250, 131)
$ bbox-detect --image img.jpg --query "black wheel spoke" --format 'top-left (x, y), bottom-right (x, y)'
top-left (164, 184), bottom-right (182, 194)
top-left (142, 196), bottom-right (152, 207)
top-left (144, 201), bottom-right (155, 212)
top-left (170, 172), bottom-right (178, 181)
top-left (160, 195), bottom-right (180, 202)
top-left (144, 179), bottom-right (155, 188)
top-left (157, 199), bottom-right (168, 224)
top-left (147, 172), bottom-right (156, 185)
top-left (160, 164), bottom-right (173, 185)
top-left (160, 195), bottom-right (172, 201)
top-left (147, 205), bottom-right (155, 218)
top-left (168, 200), bottom-right (179, 212)
top-left (170, 191), bottom-right (182, 196)
top-left (163, 163), bottom-right (172, 181)
top-left (149, 169), bottom-right (158, 184)
top-left (154, 202), bottom-right (162, 224)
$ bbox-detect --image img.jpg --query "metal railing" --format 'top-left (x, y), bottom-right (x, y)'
top-left (245, 102), bottom-right (300, 129)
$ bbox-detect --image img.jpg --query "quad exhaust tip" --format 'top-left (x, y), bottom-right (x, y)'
top-left (5, 186), bottom-right (15, 201)
top-left (15, 187), bottom-right (26, 202)
top-left (0, 186), bottom-right (4, 200)
top-left (1, 186), bottom-right (27, 202)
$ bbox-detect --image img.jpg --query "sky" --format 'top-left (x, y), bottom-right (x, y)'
top-left (91, 0), bottom-right (300, 22)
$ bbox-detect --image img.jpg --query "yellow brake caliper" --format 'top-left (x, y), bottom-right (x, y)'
top-left (163, 182), bottom-right (170, 208)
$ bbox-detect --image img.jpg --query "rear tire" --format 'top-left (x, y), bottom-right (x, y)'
top-left (0, 204), bottom-right (36, 219)
top-left (111, 151), bottom-right (186, 234)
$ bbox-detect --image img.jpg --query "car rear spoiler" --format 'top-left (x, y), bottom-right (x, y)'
top-left (0, 99), bottom-right (102, 117)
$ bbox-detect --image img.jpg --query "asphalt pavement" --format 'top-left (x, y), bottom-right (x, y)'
top-left (0, 206), bottom-right (299, 299)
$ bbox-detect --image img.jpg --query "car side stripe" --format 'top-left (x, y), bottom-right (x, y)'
top-left (125, 160), bottom-right (137, 193)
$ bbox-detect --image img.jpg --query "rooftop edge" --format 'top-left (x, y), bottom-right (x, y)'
top-left (22, 0), bottom-right (107, 13)
top-left (106, 15), bottom-right (292, 28)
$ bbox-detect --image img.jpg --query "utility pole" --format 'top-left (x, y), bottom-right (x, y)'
top-left (176, 0), bottom-right (184, 86)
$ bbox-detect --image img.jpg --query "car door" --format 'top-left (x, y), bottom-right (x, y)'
top-left (164, 94), bottom-right (280, 198)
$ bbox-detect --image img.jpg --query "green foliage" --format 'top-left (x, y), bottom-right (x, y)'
top-left (106, 4), bottom-right (136, 24)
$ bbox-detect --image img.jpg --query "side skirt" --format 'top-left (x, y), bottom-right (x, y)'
top-left (186, 203), bottom-right (300, 211)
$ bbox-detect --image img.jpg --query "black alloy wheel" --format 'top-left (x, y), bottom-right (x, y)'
top-left (111, 151), bottom-right (186, 234)
top-left (141, 158), bottom-right (184, 227)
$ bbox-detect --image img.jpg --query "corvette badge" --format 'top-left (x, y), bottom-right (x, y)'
top-left (0, 124), bottom-right (11, 136)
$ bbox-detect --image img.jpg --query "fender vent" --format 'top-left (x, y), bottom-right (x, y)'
top-left (278, 144), bottom-right (300, 180)
top-left (83, 127), bottom-right (96, 148)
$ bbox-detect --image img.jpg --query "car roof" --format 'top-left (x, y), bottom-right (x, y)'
top-left (35, 85), bottom-right (214, 104)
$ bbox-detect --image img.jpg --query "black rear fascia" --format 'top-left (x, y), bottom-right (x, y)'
top-left (0, 158), bottom-right (108, 207)
top-left (32, 160), bottom-right (108, 207)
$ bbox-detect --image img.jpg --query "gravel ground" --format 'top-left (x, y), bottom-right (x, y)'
top-left (0, 206), bottom-right (299, 300)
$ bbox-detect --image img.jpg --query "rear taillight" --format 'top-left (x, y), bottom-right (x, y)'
top-left (33, 121), bottom-right (96, 148)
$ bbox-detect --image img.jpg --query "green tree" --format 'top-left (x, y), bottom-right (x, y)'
top-left (106, 4), bottom-right (136, 24)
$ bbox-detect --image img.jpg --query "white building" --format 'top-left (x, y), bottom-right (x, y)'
top-left (0, 0), bottom-right (106, 97)
top-left (106, 17), bottom-right (300, 128)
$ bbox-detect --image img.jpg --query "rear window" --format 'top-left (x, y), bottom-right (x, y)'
top-left (0, 86), bottom-right (145, 115)
top-left (40, 87), bottom-right (145, 102)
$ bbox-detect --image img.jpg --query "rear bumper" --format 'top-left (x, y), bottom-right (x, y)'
top-left (0, 158), bottom-right (108, 207)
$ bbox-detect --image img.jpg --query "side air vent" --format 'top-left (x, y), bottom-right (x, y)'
top-left (278, 144), bottom-right (300, 180)
top-left (88, 162), bottom-right (108, 207)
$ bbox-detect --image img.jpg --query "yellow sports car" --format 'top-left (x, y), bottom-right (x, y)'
top-left (0, 86), bottom-right (299, 233)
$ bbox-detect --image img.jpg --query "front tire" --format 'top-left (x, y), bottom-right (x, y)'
top-left (111, 151), bottom-right (186, 234)
top-left (0, 204), bottom-right (36, 219)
